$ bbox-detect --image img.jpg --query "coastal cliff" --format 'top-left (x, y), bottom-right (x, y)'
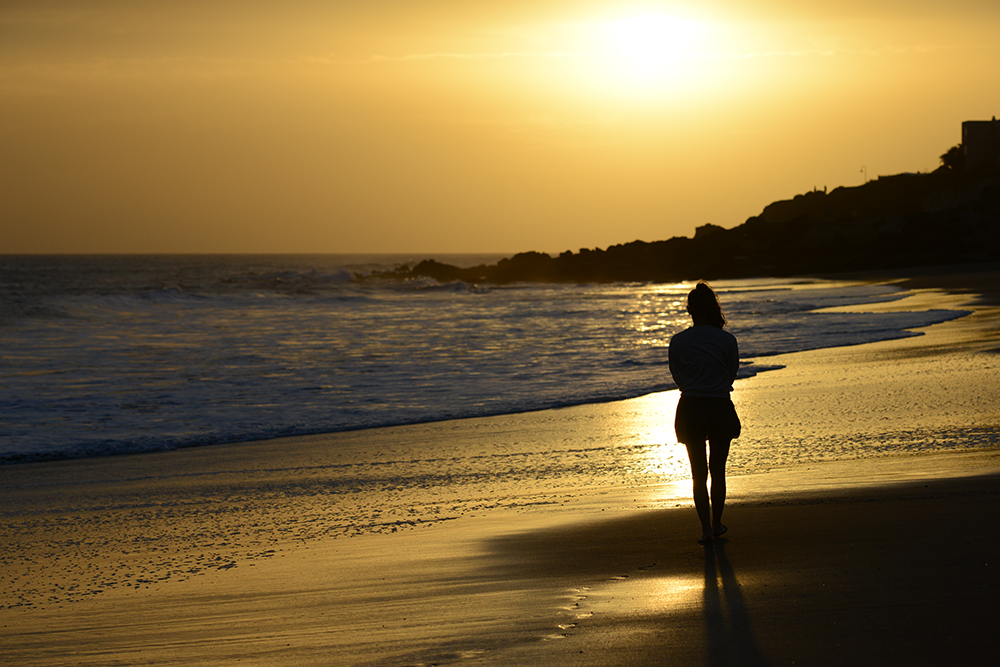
top-left (391, 161), bottom-right (1000, 283)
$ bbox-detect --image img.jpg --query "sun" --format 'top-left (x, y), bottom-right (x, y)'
top-left (604, 15), bottom-right (706, 77)
top-left (594, 14), bottom-right (711, 90)
top-left (509, 11), bottom-right (728, 102)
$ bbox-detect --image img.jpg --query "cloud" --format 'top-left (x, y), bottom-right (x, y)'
top-left (295, 51), bottom-right (585, 66)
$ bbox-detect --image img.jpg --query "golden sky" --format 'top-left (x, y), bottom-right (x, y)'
top-left (2, 0), bottom-right (998, 254)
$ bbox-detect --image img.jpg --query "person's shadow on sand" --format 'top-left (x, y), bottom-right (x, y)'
top-left (702, 540), bottom-right (768, 667)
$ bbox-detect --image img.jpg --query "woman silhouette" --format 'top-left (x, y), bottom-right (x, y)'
top-left (668, 281), bottom-right (741, 544)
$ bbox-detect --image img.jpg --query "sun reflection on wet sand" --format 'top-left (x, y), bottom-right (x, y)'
top-left (641, 574), bottom-right (705, 611)
top-left (599, 543), bottom-right (767, 666)
top-left (625, 391), bottom-right (693, 483)
top-left (625, 391), bottom-right (680, 445)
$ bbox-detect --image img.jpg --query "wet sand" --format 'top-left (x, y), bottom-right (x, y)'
top-left (2, 263), bottom-right (999, 666)
top-left (485, 467), bottom-right (1000, 667)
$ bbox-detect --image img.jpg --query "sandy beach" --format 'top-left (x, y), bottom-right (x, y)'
top-left (2, 263), bottom-right (999, 666)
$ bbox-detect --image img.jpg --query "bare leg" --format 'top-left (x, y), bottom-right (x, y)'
top-left (685, 441), bottom-right (713, 543)
top-left (708, 438), bottom-right (732, 536)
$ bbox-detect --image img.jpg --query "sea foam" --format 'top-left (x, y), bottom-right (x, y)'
top-left (0, 255), bottom-right (969, 463)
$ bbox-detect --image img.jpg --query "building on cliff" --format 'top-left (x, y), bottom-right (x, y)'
top-left (962, 118), bottom-right (1000, 170)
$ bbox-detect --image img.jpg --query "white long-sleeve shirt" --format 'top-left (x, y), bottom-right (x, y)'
top-left (668, 325), bottom-right (739, 398)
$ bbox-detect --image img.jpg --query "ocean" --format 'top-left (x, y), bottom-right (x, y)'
top-left (0, 254), bottom-right (970, 465)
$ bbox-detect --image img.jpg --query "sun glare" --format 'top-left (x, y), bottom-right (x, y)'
top-left (588, 13), bottom-right (715, 94)
top-left (606, 15), bottom-right (703, 68)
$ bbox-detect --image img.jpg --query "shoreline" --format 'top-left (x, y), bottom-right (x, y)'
top-left (2, 263), bottom-right (999, 665)
top-left (0, 264), bottom-right (1000, 467)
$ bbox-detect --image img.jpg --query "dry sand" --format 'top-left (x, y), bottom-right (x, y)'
top-left (2, 263), bottom-right (999, 666)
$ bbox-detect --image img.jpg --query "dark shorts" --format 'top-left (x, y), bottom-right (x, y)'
top-left (674, 395), bottom-right (742, 445)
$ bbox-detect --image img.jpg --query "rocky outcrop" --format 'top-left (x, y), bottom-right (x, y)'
top-left (387, 164), bottom-right (1000, 284)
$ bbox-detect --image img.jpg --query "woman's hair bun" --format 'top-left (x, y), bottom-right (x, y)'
top-left (687, 280), bottom-right (727, 328)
